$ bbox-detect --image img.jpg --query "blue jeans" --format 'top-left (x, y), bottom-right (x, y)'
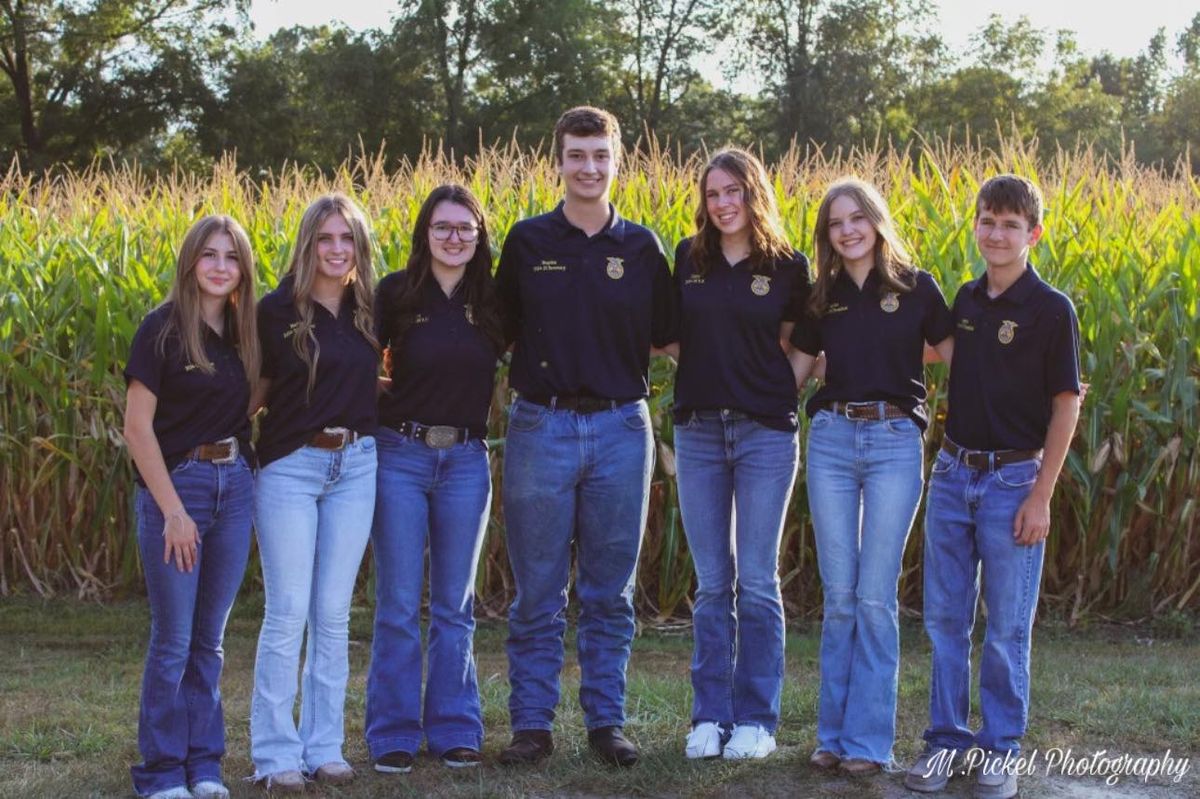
top-left (365, 427), bottom-right (491, 758)
top-left (921, 446), bottom-right (1045, 754)
top-left (674, 411), bottom-right (797, 732)
top-left (806, 410), bottom-right (924, 764)
top-left (250, 437), bottom-right (376, 777)
top-left (131, 456), bottom-right (253, 797)
top-left (502, 397), bottom-right (654, 732)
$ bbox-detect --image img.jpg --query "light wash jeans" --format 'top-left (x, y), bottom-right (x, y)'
top-left (921, 445), bottom-right (1045, 755)
top-left (674, 410), bottom-right (798, 732)
top-left (806, 409), bottom-right (924, 765)
top-left (502, 397), bottom-right (654, 732)
top-left (365, 427), bottom-right (491, 758)
top-left (250, 437), bottom-right (376, 777)
top-left (131, 456), bottom-right (253, 797)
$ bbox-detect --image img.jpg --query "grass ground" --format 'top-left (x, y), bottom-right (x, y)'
top-left (1, 598), bottom-right (1196, 798)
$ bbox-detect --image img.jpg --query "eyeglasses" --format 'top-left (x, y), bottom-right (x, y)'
top-left (430, 223), bottom-right (479, 242)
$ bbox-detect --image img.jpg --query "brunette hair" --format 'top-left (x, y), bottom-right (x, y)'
top-left (157, 214), bottom-right (259, 387)
top-left (976, 174), bottom-right (1044, 229)
top-left (284, 193), bottom-right (379, 398)
top-left (378, 184), bottom-right (504, 354)
top-left (553, 106), bottom-right (622, 164)
top-left (809, 177), bottom-right (917, 316)
top-left (688, 148), bottom-right (793, 276)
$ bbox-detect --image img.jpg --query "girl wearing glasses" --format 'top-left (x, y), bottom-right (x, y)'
top-left (123, 215), bottom-right (259, 799)
top-left (249, 194), bottom-right (380, 792)
top-left (365, 185), bottom-right (504, 773)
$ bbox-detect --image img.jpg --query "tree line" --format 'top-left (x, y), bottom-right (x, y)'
top-left (3, 0), bottom-right (1200, 173)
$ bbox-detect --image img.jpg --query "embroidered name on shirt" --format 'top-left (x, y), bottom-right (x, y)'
top-left (184, 362), bottom-right (214, 372)
top-left (750, 275), bottom-right (771, 296)
top-left (827, 303), bottom-right (849, 314)
top-left (684, 274), bottom-right (705, 285)
top-left (606, 257), bottom-right (625, 279)
top-left (958, 318), bottom-right (975, 332)
top-left (533, 261), bottom-right (567, 272)
top-left (413, 314), bottom-right (430, 325)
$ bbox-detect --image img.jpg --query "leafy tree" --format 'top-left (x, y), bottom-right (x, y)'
top-left (0, 0), bottom-right (246, 169)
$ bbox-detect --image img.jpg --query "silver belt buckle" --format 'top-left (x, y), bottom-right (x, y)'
top-left (423, 425), bottom-right (459, 449)
top-left (213, 436), bottom-right (238, 464)
top-left (323, 426), bottom-right (351, 448)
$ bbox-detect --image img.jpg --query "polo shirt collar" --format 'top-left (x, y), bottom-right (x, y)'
top-left (550, 201), bottom-right (626, 242)
top-left (834, 266), bottom-right (880, 293)
top-left (972, 262), bottom-right (1041, 305)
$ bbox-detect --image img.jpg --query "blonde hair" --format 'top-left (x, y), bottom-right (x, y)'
top-left (689, 148), bottom-right (793, 276)
top-left (809, 177), bottom-right (916, 316)
top-left (158, 214), bottom-right (259, 388)
top-left (285, 193), bottom-right (379, 398)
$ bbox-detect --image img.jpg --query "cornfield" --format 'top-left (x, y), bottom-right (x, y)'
top-left (1, 139), bottom-right (1197, 622)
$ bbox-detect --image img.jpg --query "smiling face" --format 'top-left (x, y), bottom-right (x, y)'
top-left (558, 133), bottom-right (617, 204)
top-left (704, 167), bottom-right (748, 241)
top-left (826, 194), bottom-right (878, 270)
top-left (974, 206), bottom-right (1042, 272)
top-left (315, 212), bottom-right (356, 287)
top-left (428, 200), bottom-right (479, 273)
top-left (194, 231), bottom-right (242, 301)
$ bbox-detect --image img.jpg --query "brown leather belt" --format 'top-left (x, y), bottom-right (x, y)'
top-left (942, 438), bottom-right (1042, 470)
top-left (307, 427), bottom-right (360, 450)
top-left (187, 437), bottom-right (239, 464)
top-left (823, 401), bottom-right (910, 421)
top-left (524, 395), bottom-right (626, 414)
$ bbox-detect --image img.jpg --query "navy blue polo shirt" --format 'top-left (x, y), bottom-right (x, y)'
top-left (944, 264), bottom-right (1080, 451)
top-left (257, 274), bottom-right (379, 466)
top-left (495, 202), bottom-right (676, 400)
top-left (672, 237), bottom-right (810, 430)
top-left (124, 303), bottom-right (251, 483)
top-left (791, 268), bottom-right (954, 430)
top-left (376, 270), bottom-right (500, 438)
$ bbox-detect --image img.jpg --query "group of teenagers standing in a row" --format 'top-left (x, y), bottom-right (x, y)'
top-left (123, 106), bottom-right (1081, 799)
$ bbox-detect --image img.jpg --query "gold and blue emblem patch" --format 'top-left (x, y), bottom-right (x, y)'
top-left (606, 257), bottom-right (625, 279)
top-left (750, 275), bottom-right (771, 296)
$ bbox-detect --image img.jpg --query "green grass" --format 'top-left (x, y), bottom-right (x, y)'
top-left (1, 599), bottom-right (1196, 798)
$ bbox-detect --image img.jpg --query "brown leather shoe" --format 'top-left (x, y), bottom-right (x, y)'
top-left (498, 729), bottom-right (555, 765)
top-left (588, 726), bottom-right (639, 767)
top-left (839, 757), bottom-right (882, 775)
top-left (810, 749), bottom-right (841, 769)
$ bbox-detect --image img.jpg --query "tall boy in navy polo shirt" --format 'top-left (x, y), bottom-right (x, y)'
top-left (907, 175), bottom-right (1081, 799)
top-left (495, 106), bottom-right (676, 767)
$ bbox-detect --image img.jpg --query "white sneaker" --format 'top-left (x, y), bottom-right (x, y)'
top-left (722, 724), bottom-right (776, 759)
top-left (685, 722), bottom-right (725, 759)
top-left (189, 781), bottom-right (228, 799)
top-left (147, 788), bottom-right (193, 799)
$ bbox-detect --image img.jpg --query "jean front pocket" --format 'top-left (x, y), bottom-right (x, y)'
top-left (930, 449), bottom-right (955, 475)
top-left (996, 459), bottom-right (1040, 488)
top-left (619, 402), bottom-right (649, 431)
top-left (508, 400), bottom-right (547, 432)
top-left (809, 409), bottom-right (833, 430)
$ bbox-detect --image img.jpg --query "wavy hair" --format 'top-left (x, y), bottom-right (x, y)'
top-left (378, 184), bottom-right (504, 355)
top-left (809, 177), bottom-right (916, 316)
top-left (285, 193), bottom-right (379, 398)
top-left (157, 214), bottom-right (259, 388)
top-left (689, 148), bottom-right (793, 276)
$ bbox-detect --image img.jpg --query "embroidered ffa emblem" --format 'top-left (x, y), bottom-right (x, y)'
top-left (464, 304), bottom-right (475, 325)
top-left (998, 320), bottom-right (1017, 344)
top-left (880, 292), bottom-right (900, 313)
top-left (606, 257), bottom-right (625, 280)
top-left (751, 275), bottom-right (771, 296)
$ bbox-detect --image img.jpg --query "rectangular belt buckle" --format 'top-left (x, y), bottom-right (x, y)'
top-left (213, 436), bottom-right (238, 464)
top-left (422, 425), bottom-right (459, 449)
top-left (843, 401), bottom-right (873, 419)
top-left (322, 426), bottom-right (350, 449)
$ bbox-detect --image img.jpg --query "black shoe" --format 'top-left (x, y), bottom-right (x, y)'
top-left (588, 726), bottom-right (639, 767)
top-left (498, 729), bottom-right (555, 765)
top-left (374, 750), bottom-right (414, 774)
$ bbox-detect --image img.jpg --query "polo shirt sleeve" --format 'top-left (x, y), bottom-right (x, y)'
top-left (789, 309), bottom-right (821, 356)
top-left (257, 300), bottom-right (281, 381)
top-left (124, 311), bottom-right (167, 395)
top-left (1044, 293), bottom-right (1082, 396)
top-left (783, 252), bottom-right (812, 322)
top-left (495, 229), bottom-right (523, 347)
top-left (650, 234), bottom-right (677, 348)
top-left (920, 271), bottom-right (955, 345)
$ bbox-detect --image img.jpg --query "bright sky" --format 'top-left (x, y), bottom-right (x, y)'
top-left (248, 1), bottom-right (1195, 67)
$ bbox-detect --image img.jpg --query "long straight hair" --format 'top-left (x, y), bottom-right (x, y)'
top-left (157, 214), bottom-right (259, 388)
top-left (809, 177), bottom-right (917, 316)
top-left (379, 184), bottom-right (504, 354)
top-left (689, 148), bottom-right (793, 276)
top-left (284, 193), bottom-right (379, 398)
